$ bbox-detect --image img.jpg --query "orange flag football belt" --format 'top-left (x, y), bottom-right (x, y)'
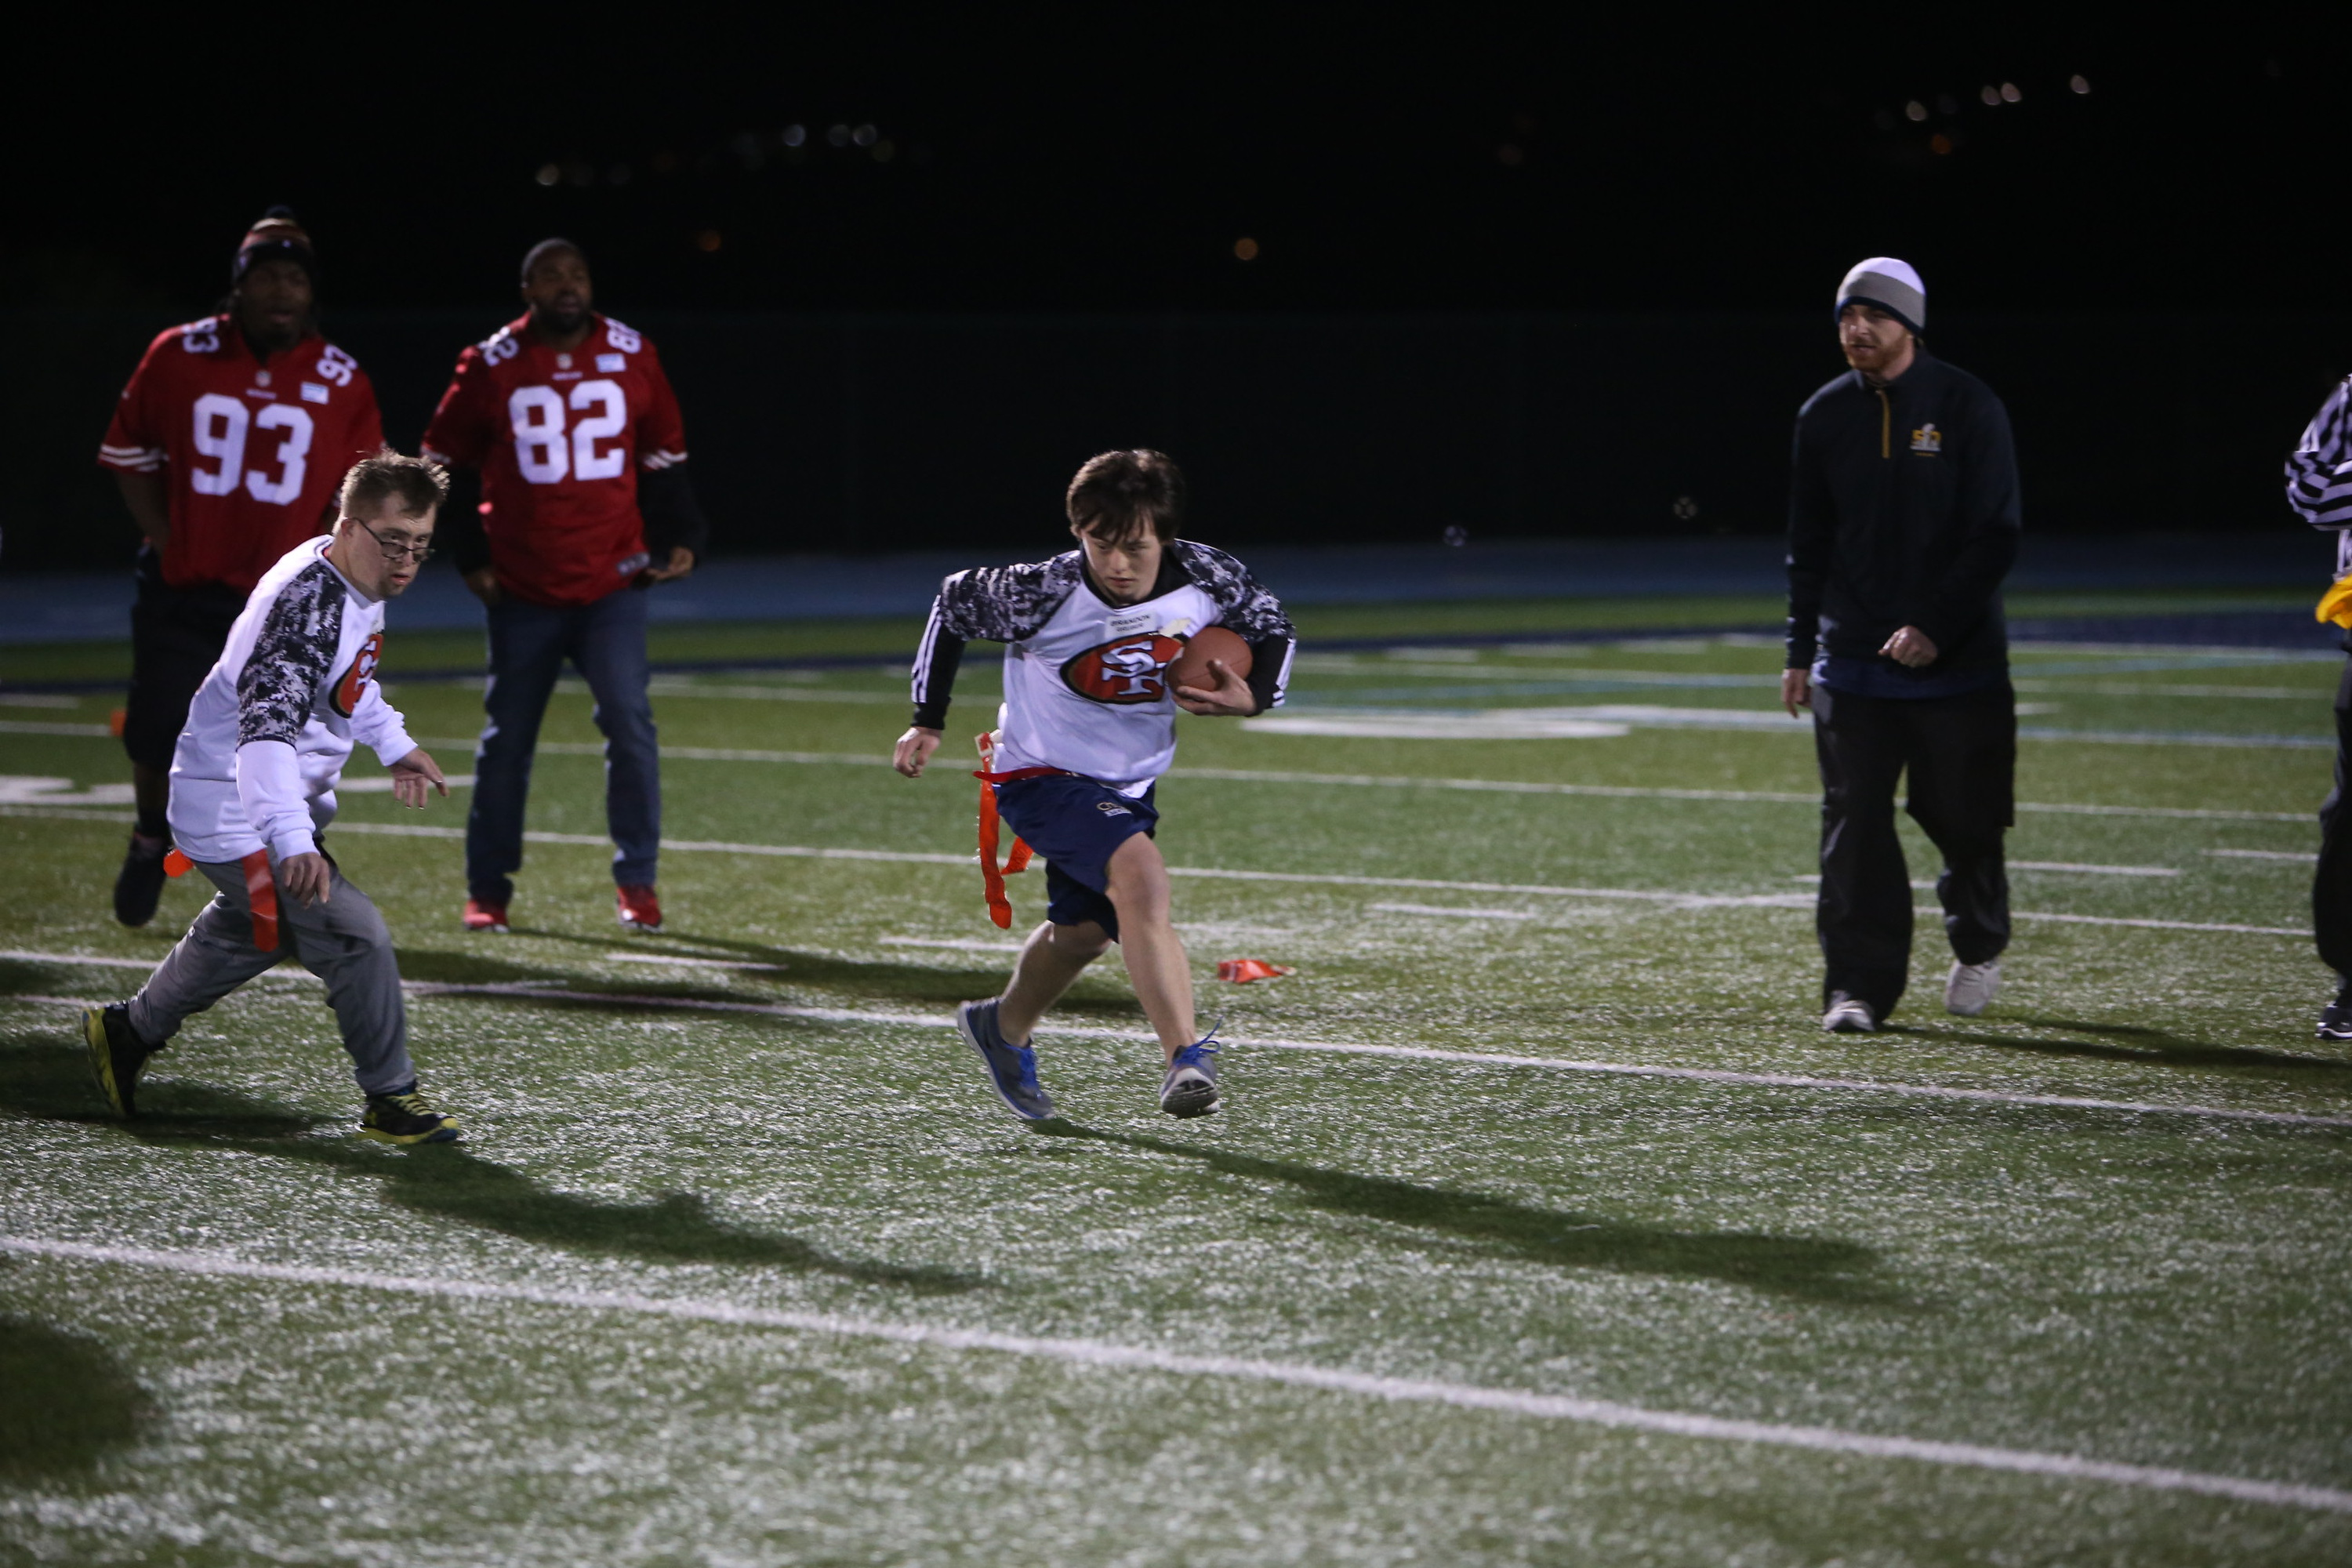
top-left (972, 731), bottom-right (1052, 930)
top-left (161, 845), bottom-right (281, 951)
top-left (241, 849), bottom-right (281, 952)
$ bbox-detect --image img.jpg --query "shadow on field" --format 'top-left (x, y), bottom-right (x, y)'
top-left (517, 926), bottom-right (1146, 1021)
top-left (1897, 1016), bottom-right (2352, 1074)
top-left (0, 1038), bottom-right (323, 1135)
top-left (0, 1040), bottom-right (979, 1295)
top-left (1037, 1123), bottom-right (1896, 1306)
top-left (0, 1314), bottom-right (154, 1479)
top-left (194, 1141), bottom-right (985, 1295)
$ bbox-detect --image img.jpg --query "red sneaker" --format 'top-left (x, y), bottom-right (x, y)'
top-left (615, 884), bottom-right (662, 931)
top-left (462, 898), bottom-right (510, 933)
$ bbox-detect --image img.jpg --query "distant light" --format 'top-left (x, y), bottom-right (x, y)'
top-left (1443, 524), bottom-right (1470, 546)
top-left (1904, 100), bottom-right (1928, 122)
top-left (826, 124), bottom-right (851, 147)
top-left (1233, 237), bottom-right (1259, 262)
top-left (1671, 497), bottom-right (1698, 522)
top-left (695, 230), bottom-right (722, 252)
top-left (782, 124), bottom-right (807, 147)
top-left (872, 139), bottom-right (896, 164)
top-left (1930, 133), bottom-right (1953, 155)
top-left (2000, 82), bottom-right (2021, 103)
top-left (1979, 85), bottom-right (2001, 106)
top-left (852, 123), bottom-right (878, 147)
top-left (535, 163), bottom-right (561, 187)
top-left (2070, 74), bottom-right (2091, 94)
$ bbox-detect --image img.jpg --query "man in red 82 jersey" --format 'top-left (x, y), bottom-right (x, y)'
top-left (422, 238), bottom-right (710, 934)
top-left (96, 208), bottom-right (385, 927)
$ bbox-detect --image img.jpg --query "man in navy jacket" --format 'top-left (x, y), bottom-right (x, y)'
top-left (1781, 258), bottom-right (2023, 1033)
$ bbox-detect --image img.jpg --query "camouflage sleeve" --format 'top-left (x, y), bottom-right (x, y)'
top-left (930, 553), bottom-right (1082, 642)
top-left (1174, 541), bottom-right (1295, 641)
top-left (910, 553), bottom-right (1083, 728)
top-left (1175, 541), bottom-right (1296, 712)
top-left (236, 564), bottom-right (345, 746)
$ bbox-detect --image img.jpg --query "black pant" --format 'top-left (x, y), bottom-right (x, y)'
top-left (2313, 658), bottom-right (2352, 982)
top-left (124, 556), bottom-right (245, 773)
top-left (1812, 680), bottom-right (2016, 1018)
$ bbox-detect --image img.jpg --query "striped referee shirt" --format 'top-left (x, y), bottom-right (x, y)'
top-left (2288, 377), bottom-right (2352, 573)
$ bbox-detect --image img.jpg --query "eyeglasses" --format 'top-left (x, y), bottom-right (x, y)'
top-left (350, 517), bottom-right (434, 564)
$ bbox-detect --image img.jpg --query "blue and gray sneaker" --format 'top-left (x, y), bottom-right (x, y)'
top-left (1159, 1036), bottom-right (1221, 1119)
top-left (955, 1000), bottom-right (1054, 1121)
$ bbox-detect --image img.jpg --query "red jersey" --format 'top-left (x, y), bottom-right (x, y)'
top-left (420, 313), bottom-right (688, 607)
top-left (100, 316), bottom-right (384, 592)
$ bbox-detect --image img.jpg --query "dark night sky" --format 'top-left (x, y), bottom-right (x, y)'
top-left (9, 13), bottom-right (2346, 318)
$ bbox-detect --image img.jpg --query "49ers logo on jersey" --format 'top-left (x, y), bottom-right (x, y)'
top-left (332, 632), bottom-right (382, 717)
top-left (1062, 633), bottom-right (1184, 704)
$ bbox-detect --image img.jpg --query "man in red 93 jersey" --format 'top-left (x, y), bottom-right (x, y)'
top-left (422, 238), bottom-right (710, 934)
top-left (96, 209), bottom-right (385, 927)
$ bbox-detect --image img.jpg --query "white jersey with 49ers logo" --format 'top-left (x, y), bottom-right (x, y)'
top-left (169, 537), bottom-right (418, 865)
top-left (912, 540), bottom-right (1298, 797)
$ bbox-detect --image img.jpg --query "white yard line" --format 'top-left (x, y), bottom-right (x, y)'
top-left (0, 720), bottom-right (114, 737)
top-left (877, 935), bottom-right (1027, 953)
top-left (1370, 902), bottom-right (1542, 920)
top-left (9, 977), bottom-right (2347, 1127)
top-left (0, 1234), bottom-right (2344, 1514)
top-left (0, 750), bottom-right (2308, 825)
top-left (1922, 908), bottom-right (2310, 938)
top-left (2008, 861), bottom-right (2179, 877)
top-left (1165, 768), bottom-right (2309, 824)
top-left (417, 739), bottom-right (886, 765)
top-left (0, 809), bottom-right (2308, 935)
top-left (0, 950), bottom-right (154, 970)
top-left (2207, 848), bottom-right (2314, 862)
top-left (24, 978), bottom-right (2321, 1129)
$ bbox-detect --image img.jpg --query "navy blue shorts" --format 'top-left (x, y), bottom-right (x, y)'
top-left (992, 775), bottom-right (1159, 940)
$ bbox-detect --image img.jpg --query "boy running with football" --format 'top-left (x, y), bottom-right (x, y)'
top-left (894, 450), bottom-right (1296, 1120)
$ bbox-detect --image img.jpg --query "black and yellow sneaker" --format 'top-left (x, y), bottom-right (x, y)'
top-left (358, 1087), bottom-right (462, 1145)
top-left (82, 1003), bottom-right (158, 1118)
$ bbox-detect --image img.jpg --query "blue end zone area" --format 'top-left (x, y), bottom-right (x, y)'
top-left (2, 532), bottom-right (2338, 652)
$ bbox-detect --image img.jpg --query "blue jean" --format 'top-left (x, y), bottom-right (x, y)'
top-left (466, 588), bottom-right (660, 901)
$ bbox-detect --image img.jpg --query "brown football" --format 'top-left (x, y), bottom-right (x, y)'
top-left (1169, 625), bottom-right (1253, 695)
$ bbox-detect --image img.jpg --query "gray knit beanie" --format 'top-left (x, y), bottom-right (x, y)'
top-left (1836, 257), bottom-right (1926, 333)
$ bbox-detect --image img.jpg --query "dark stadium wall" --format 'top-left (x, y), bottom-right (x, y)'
top-left (5, 310), bottom-right (2343, 573)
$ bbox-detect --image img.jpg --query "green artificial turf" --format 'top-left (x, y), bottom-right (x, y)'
top-left (2, 608), bottom-right (2349, 1565)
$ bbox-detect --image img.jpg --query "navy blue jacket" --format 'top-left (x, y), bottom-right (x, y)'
top-left (1784, 352), bottom-right (2021, 684)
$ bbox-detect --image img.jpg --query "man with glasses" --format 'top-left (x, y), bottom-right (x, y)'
top-left (82, 451), bottom-right (462, 1144)
top-left (96, 208), bottom-right (385, 927)
top-left (421, 238), bottom-right (710, 935)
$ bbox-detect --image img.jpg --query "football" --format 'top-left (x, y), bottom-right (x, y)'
top-left (1169, 625), bottom-right (1253, 695)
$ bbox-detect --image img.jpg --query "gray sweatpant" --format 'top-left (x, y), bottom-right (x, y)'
top-left (128, 853), bottom-right (414, 1098)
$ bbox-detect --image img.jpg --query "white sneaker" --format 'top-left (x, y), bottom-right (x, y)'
top-left (1945, 960), bottom-right (2001, 1017)
top-left (1822, 994), bottom-right (1875, 1033)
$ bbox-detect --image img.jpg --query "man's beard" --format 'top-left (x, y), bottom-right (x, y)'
top-left (535, 304), bottom-right (590, 336)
